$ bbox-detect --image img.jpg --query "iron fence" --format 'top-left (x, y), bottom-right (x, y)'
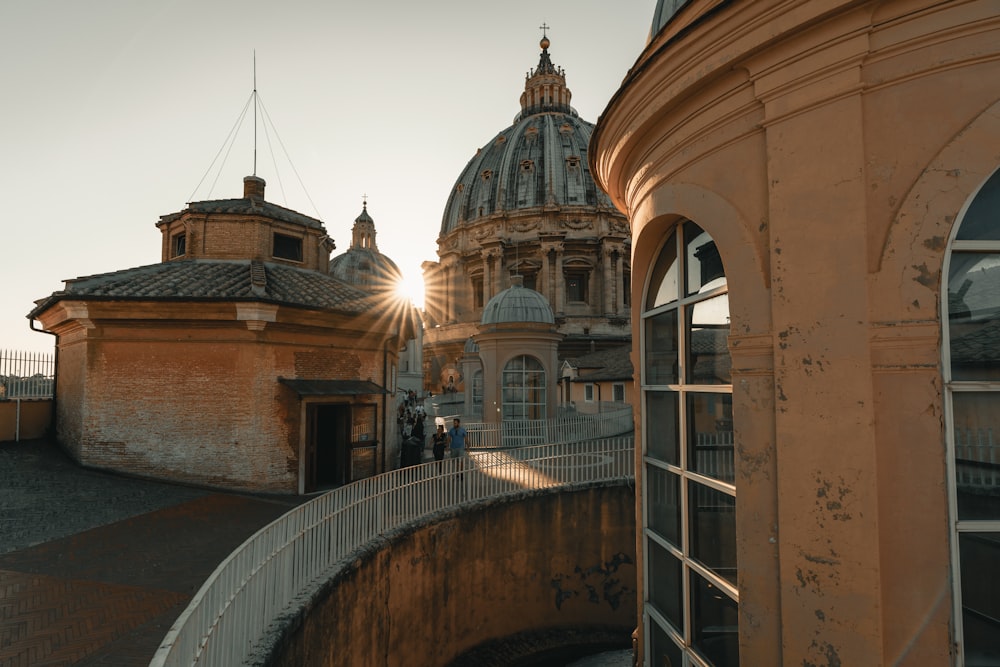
top-left (0, 349), bottom-right (54, 400)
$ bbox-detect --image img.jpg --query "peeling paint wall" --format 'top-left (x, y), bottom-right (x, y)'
top-left (593, 0), bottom-right (999, 664)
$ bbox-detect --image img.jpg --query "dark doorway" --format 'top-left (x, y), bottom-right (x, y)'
top-left (308, 404), bottom-right (350, 491)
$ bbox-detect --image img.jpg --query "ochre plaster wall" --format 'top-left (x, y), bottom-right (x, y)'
top-left (0, 400), bottom-right (53, 442)
top-left (269, 485), bottom-right (637, 667)
top-left (593, 1), bottom-right (1000, 664)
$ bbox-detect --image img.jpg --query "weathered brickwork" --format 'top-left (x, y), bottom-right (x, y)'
top-left (294, 350), bottom-right (361, 380)
top-left (33, 177), bottom-right (409, 495)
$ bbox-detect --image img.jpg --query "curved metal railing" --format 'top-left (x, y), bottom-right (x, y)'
top-left (149, 436), bottom-right (635, 667)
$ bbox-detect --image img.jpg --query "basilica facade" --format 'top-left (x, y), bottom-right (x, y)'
top-left (421, 35), bottom-right (632, 402)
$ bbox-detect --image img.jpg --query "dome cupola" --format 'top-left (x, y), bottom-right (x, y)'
top-left (481, 275), bottom-right (555, 326)
top-left (439, 34), bottom-right (614, 236)
top-left (328, 198), bottom-right (402, 292)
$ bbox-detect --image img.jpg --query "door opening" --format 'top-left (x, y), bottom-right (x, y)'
top-left (309, 404), bottom-right (350, 491)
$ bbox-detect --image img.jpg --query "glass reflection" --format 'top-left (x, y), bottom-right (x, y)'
top-left (649, 620), bottom-right (684, 667)
top-left (647, 231), bottom-right (679, 309)
top-left (648, 540), bottom-right (684, 632)
top-left (959, 533), bottom-right (1000, 664)
top-left (688, 481), bottom-right (737, 584)
top-left (646, 391), bottom-right (679, 464)
top-left (687, 393), bottom-right (735, 483)
top-left (688, 293), bottom-right (732, 385)
top-left (957, 168), bottom-right (1000, 241)
top-left (953, 392), bottom-right (1000, 521)
top-left (647, 465), bottom-right (681, 546)
top-left (691, 572), bottom-right (740, 666)
top-left (646, 310), bottom-right (679, 385)
top-left (948, 253), bottom-right (1000, 381)
top-left (686, 220), bottom-right (727, 296)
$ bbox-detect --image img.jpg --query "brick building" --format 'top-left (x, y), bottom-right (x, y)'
top-left (30, 176), bottom-right (416, 494)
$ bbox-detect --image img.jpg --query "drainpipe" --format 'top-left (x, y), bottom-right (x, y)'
top-left (381, 337), bottom-right (389, 474)
top-left (29, 318), bottom-right (58, 441)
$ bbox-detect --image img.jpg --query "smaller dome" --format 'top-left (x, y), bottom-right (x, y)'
top-left (481, 276), bottom-right (555, 325)
top-left (464, 337), bottom-right (480, 353)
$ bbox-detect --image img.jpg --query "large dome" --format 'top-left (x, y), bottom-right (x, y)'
top-left (481, 277), bottom-right (555, 325)
top-left (440, 37), bottom-right (614, 236)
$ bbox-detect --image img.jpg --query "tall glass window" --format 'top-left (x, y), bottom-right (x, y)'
top-left (946, 166), bottom-right (1000, 665)
top-left (502, 355), bottom-right (546, 421)
top-left (642, 221), bottom-right (737, 666)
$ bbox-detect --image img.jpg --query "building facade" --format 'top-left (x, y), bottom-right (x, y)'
top-left (592, 1), bottom-right (1000, 665)
top-left (31, 176), bottom-right (415, 494)
top-left (422, 35), bottom-right (632, 399)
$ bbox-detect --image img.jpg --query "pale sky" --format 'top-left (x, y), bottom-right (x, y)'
top-left (0, 0), bottom-right (654, 353)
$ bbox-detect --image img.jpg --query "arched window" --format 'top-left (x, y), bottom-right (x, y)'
top-left (945, 166), bottom-right (1000, 664)
top-left (502, 355), bottom-right (546, 421)
top-left (642, 220), bottom-right (737, 665)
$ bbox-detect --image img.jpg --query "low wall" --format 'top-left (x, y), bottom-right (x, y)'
top-left (265, 483), bottom-right (637, 667)
top-left (0, 399), bottom-right (53, 442)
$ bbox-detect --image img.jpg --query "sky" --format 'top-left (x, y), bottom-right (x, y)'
top-left (0, 0), bottom-right (655, 353)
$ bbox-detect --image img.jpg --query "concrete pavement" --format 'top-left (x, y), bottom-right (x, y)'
top-left (0, 439), bottom-right (305, 667)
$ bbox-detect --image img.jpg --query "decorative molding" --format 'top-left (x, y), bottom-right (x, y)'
top-left (236, 303), bottom-right (279, 331)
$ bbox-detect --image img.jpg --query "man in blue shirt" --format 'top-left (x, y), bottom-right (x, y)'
top-left (447, 418), bottom-right (467, 458)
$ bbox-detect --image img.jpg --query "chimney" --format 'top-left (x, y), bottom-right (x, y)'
top-left (243, 175), bottom-right (266, 200)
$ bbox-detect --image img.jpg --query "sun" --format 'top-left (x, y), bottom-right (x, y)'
top-left (394, 275), bottom-right (425, 309)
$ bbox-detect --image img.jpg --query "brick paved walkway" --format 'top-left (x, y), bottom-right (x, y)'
top-left (0, 439), bottom-right (305, 667)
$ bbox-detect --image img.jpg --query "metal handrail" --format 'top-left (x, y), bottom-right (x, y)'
top-left (150, 437), bottom-right (635, 667)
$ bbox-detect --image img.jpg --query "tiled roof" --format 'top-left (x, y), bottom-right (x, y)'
top-left (29, 259), bottom-right (377, 318)
top-left (565, 344), bottom-right (634, 382)
top-left (158, 198), bottom-right (325, 230)
top-left (951, 317), bottom-right (1000, 365)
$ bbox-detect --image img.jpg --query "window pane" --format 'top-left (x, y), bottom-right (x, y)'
top-left (687, 293), bottom-right (732, 385)
top-left (953, 392), bottom-right (1000, 520)
top-left (646, 310), bottom-right (679, 385)
top-left (690, 571), bottom-right (740, 666)
top-left (646, 391), bottom-right (679, 464)
top-left (687, 393), bottom-right (735, 483)
top-left (648, 539), bottom-right (683, 632)
top-left (948, 252), bottom-right (1000, 381)
top-left (689, 481), bottom-right (737, 585)
top-left (646, 231), bottom-right (679, 309)
top-left (647, 465), bottom-right (681, 546)
top-left (686, 221), bottom-right (727, 295)
top-left (957, 168), bottom-right (1000, 241)
top-left (959, 533), bottom-right (1000, 664)
top-left (649, 619), bottom-right (684, 667)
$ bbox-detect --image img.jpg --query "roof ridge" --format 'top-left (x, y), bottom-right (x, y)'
top-left (250, 260), bottom-right (267, 297)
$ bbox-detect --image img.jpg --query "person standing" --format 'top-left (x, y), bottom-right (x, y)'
top-left (447, 418), bottom-right (467, 458)
top-left (447, 417), bottom-right (469, 483)
top-left (431, 423), bottom-right (447, 470)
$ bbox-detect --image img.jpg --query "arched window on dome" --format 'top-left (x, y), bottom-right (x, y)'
top-left (944, 165), bottom-right (1000, 665)
top-left (641, 220), bottom-right (737, 666)
top-left (501, 355), bottom-right (546, 422)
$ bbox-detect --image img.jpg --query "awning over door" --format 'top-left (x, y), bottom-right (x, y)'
top-left (278, 379), bottom-right (389, 396)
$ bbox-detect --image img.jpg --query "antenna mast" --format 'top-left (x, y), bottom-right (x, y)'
top-left (253, 50), bottom-right (257, 176)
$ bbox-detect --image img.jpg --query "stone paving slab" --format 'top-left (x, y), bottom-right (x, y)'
top-left (0, 439), bottom-right (306, 667)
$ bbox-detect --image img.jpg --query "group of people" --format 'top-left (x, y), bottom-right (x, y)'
top-left (398, 394), bottom-right (468, 468)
